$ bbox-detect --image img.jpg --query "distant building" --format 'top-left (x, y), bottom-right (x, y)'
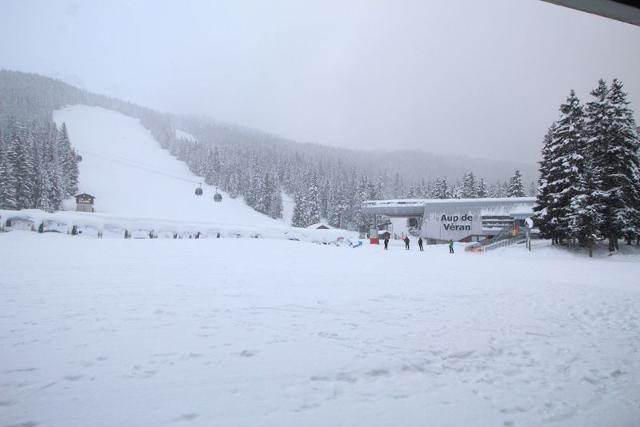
top-left (363, 197), bottom-right (536, 243)
top-left (306, 222), bottom-right (332, 230)
top-left (75, 193), bottom-right (95, 213)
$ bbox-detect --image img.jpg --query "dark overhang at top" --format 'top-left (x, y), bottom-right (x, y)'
top-left (541, 0), bottom-right (640, 26)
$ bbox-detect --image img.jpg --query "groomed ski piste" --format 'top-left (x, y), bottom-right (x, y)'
top-left (1, 106), bottom-right (353, 243)
top-left (1, 106), bottom-right (640, 427)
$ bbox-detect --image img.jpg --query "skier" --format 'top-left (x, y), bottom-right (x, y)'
top-left (384, 236), bottom-right (389, 250)
top-left (418, 237), bottom-right (423, 251)
top-left (404, 236), bottom-right (410, 250)
top-left (448, 239), bottom-right (454, 254)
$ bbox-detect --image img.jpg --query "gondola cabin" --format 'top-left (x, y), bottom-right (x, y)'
top-left (75, 193), bottom-right (96, 213)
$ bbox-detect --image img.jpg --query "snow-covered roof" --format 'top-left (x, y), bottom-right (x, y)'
top-left (362, 197), bottom-right (536, 217)
top-left (363, 197), bottom-right (535, 206)
top-left (306, 222), bottom-right (333, 229)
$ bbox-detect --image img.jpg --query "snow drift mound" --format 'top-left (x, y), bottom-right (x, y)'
top-left (53, 105), bottom-right (279, 226)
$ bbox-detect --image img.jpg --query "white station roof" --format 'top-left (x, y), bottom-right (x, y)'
top-left (362, 197), bottom-right (536, 217)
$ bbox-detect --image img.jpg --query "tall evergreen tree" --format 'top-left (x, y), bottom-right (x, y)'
top-left (548, 91), bottom-right (587, 236)
top-left (7, 120), bottom-right (36, 209)
top-left (534, 125), bottom-right (564, 243)
top-left (305, 171), bottom-right (321, 225)
top-left (507, 169), bottom-right (525, 198)
top-left (462, 172), bottom-right (476, 198)
top-left (586, 79), bottom-right (640, 251)
top-left (475, 177), bottom-right (488, 198)
top-left (0, 140), bottom-right (18, 209)
top-left (606, 79), bottom-right (640, 245)
top-left (567, 155), bottom-right (603, 257)
top-left (291, 191), bottom-right (306, 227)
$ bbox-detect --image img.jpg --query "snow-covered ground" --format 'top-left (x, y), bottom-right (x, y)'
top-left (53, 105), bottom-right (280, 227)
top-left (280, 191), bottom-right (294, 226)
top-left (1, 232), bottom-right (639, 427)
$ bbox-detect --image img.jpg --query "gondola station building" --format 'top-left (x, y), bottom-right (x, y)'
top-left (362, 197), bottom-right (536, 244)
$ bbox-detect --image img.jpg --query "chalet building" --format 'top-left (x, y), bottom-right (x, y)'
top-left (75, 193), bottom-right (96, 213)
top-left (306, 222), bottom-right (332, 230)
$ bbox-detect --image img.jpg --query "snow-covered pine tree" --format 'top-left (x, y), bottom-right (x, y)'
top-left (475, 178), bottom-right (488, 198)
top-left (48, 165), bottom-right (64, 211)
top-left (34, 167), bottom-right (52, 212)
top-left (534, 125), bottom-right (564, 243)
top-left (58, 122), bottom-right (79, 197)
top-left (254, 172), bottom-right (271, 215)
top-left (418, 178), bottom-right (428, 199)
top-left (546, 90), bottom-right (587, 240)
top-left (507, 170), bottom-right (525, 197)
top-left (305, 171), bottom-right (321, 225)
top-left (431, 178), bottom-right (447, 199)
top-left (291, 191), bottom-right (307, 227)
top-left (606, 79), bottom-right (640, 246)
top-left (462, 172), bottom-right (476, 198)
top-left (406, 184), bottom-right (418, 199)
top-left (327, 183), bottom-right (347, 228)
top-left (451, 181), bottom-right (463, 199)
top-left (567, 154), bottom-right (603, 257)
top-left (0, 137), bottom-right (18, 209)
top-left (268, 177), bottom-right (283, 219)
top-left (319, 178), bottom-right (330, 220)
top-left (487, 182), bottom-right (499, 198)
top-left (392, 173), bottom-right (404, 198)
top-left (586, 79), bottom-right (640, 251)
top-left (7, 119), bottom-right (36, 209)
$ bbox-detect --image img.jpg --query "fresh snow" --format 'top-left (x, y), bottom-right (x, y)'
top-left (1, 233), bottom-right (639, 427)
top-left (53, 105), bottom-right (280, 227)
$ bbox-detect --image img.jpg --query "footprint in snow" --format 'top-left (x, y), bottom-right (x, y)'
top-left (366, 368), bottom-right (389, 377)
top-left (3, 422), bottom-right (39, 427)
top-left (173, 413), bottom-right (199, 422)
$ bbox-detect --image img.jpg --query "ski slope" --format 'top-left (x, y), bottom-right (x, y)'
top-left (53, 105), bottom-right (279, 226)
top-left (1, 233), bottom-right (639, 427)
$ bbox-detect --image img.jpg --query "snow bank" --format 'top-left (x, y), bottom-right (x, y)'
top-left (0, 207), bottom-right (355, 244)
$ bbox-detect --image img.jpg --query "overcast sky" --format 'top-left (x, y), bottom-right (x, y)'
top-left (1, 0), bottom-right (639, 163)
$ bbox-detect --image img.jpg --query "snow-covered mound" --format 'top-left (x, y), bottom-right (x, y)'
top-left (53, 105), bottom-right (279, 226)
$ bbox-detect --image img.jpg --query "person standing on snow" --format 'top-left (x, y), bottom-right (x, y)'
top-left (418, 237), bottom-right (423, 251)
top-left (404, 236), bottom-right (410, 250)
top-left (448, 239), bottom-right (454, 253)
top-left (384, 236), bottom-right (389, 250)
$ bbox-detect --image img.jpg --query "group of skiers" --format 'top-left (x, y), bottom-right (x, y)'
top-left (382, 236), bottom-right (455, 253)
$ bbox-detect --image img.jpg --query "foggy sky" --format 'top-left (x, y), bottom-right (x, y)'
top-left (1, 0), bottom-right (639, 164)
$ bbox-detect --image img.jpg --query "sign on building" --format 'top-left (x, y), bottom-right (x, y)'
top-left (421, 207), bottom-right (482, 241)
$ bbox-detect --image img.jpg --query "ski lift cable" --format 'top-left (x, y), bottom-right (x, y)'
top-left (79, 149), bottom-right (202, 184)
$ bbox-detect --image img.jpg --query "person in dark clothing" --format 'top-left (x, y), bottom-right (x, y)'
top-left (384, 237), bottom-right (389, 250)
top-left (404, 236), bottom-right (410, 250)
top-left (448, 239), bottom-right (454, 253)
top-left (418, 237), bottom-right (423, 251)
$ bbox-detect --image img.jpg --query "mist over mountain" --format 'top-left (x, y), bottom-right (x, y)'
top-left (1, 69), bottom-right (537, 229)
